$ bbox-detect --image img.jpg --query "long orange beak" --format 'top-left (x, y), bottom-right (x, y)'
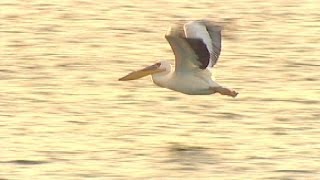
top-left (119, 63), bottom-right (164, 81)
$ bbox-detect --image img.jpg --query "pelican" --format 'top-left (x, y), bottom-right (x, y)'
top-left (119, 20), bottom-right (238, 97)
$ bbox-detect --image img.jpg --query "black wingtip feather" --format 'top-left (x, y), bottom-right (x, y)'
top-left (184, 38), bottom-right (210, 69)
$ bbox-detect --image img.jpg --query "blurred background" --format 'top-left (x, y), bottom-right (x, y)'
top-left (1, 0), bottom-right (319, 179)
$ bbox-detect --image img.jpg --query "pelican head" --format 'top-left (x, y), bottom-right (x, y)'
top-left (119, 61), bottom-right (171, 81)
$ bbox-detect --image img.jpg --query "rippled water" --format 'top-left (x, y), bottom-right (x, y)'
top-left (1, 0), bottom-right (320, 179)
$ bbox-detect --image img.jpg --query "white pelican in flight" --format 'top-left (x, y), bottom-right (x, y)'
top-left (119, 20), bottom-right (238, 97)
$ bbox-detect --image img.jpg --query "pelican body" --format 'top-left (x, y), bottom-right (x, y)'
top-left (119, 20), bottom-right (238, 97)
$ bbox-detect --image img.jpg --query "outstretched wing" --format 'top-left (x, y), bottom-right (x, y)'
top-left (165, 23), bottom-right (211, 73)
top-left (165, 24), bottom-right (203, 73)
top-left (184, 20), bottom-right (222, 68)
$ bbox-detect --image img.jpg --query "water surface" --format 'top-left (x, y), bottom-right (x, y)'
top-left (1, 0), bottom-right (320, 179)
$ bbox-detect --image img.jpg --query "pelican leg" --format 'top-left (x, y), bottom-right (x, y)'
top-left (210, 86), bottom-right (238, 97)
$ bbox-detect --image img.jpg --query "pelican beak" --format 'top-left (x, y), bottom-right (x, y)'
top-left (119, 63), bottom-right (164, 81)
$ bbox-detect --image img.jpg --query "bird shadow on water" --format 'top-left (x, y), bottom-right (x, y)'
top-left (161, 142), bottom-right (217, 171)
top-left (0, 160), bottom-right (49, 165)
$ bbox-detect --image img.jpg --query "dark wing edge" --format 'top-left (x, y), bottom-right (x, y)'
top-left (165, 25), bottom-right (203, 72)
top-left (184, 38), bottom-right (210, 69)
top-left (203, 21), bottom-right (223, 67)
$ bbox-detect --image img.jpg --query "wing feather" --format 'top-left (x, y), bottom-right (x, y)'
top-left (184, 20), bottom-right (222, 68)
top-left (184, 38), bottom-right (210, 69)
top-left (204, 21), bottom-right (222, 67)
top-left (165, 20), bottom-right (223, 72)
top-left (165, 25), bottom-right (200, 72)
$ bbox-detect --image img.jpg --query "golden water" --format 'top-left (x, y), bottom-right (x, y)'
top-left (1, 0), bottom-right (319, 179)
